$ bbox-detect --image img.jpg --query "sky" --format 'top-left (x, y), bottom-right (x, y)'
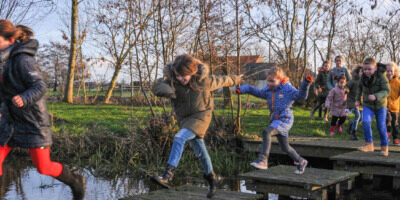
top-left (26, 0), bottom-right (400, 83)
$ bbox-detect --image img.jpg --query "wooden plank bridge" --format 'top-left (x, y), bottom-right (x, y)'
top-left (121, 185), bottom-right (262, 200)
top-left (239, 165), bottom-right (359, 200)
top-left (122, 136), bottom-right (400, 200)
top-left (242, 136), bottom-right (400, 158)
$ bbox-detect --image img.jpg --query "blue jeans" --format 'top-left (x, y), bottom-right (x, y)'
top-left (362, 106), bottom-right (388, 146)
top-left (167, 128), bottom-right (213, 175)
top-left (351, 108), bottom-right (361, 131)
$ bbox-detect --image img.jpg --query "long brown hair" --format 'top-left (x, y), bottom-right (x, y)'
top-left (0, 20), bottom-right (32, 42)
top-left (172, 54), bottom-right (200, 76)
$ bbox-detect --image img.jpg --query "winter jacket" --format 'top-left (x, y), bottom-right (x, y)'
top-left (0, 46), bottom-right (12, 104)
top-left (238, 77), bottom-right (312, 136)
top-left (325, 85), bottom-right (348, 117)
top-left (346, 71), bottom-right (360, 110)
top-left (387, 78), bottom-right (400, 113)
top-left (0, 39), bottom-right (52, 148)
top-left (356, 71), bottom-right (390, 110)
top-left (327, 67), bottom-right (351, 90)
top-left (152, 63), bottom-right (241, 138)
top-left (314, 68), bottom-right (330, 97)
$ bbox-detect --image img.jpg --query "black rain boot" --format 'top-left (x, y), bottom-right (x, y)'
top-left (347, 122), bottom-right (353, 135)
top-left (56, 166), bottom-right (86, 200)
top-left (204, 171), bottom-right (217, 198)
top-left (151, 164), bottom-right (175, 188)
top-left (350, 130), bottom-right (358, 140)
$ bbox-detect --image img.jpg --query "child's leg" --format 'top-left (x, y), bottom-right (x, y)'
top-left (387, 112), bottom-right (392, 134)
top-left (331, 116), bottom-right (339, 126)
top-left (189, 138), bottom-right (213, 175)
top-left (259, 127), bottom-right (278, 160)
top-left (375, 108), bottom-right (388, 146)
top-left (392, 112), bottom-right (399, 141)
top-left (352, 108), bottom-right (361, 131)
top-left (0, 145), bottom-right (12, 176)
top-left (276, 135), bottom-right (302, 162)
top-left (167, 128), bottom-right (197, 168)
top-left (362, 107), bottom-right (374, 143)
top-left (338, 116), bottom-right (347, 126)
top-left (29, 148), bottom-right (63, 177)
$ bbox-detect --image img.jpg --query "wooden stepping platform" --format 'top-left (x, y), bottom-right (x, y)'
top-left (331, 151), bottom-right (400, 190)
top-left (120, 185), bottom-right (262, 200)
top-left (242, 136), bottom-right (400, 159)
top-left (239, 165), bottom-right (359, 200)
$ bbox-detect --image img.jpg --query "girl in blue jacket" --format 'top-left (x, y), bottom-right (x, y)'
top-left (236, 67), bottom-right (312, 174)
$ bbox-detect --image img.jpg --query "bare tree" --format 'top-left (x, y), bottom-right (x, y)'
top-left (63, 0), bottom-right (79, 103)
top-left (0, 0), bottom-right (55, 24)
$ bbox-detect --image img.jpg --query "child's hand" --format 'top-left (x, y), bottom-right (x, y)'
top-left (319, 88), bottom-right (323, 93)
top-left (305, 75), bottom-right (313, 82)
top-left (314, 89), bottom-right (318, 96)
top-left (12, 95), bottom-right (24, 108)
top-left (355, 101), bottom-right (360, 106)
top-left (368, 95), bottom-right (376, 101)
top-left (236, 88), bottom-right (241, 94)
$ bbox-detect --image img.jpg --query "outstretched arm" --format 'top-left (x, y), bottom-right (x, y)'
top-left (237, 84), bottom-right (268, 99)
top-left (204, 75), bottom-right (242, 91)
top-left (291, 76), bottom-right (313, 101)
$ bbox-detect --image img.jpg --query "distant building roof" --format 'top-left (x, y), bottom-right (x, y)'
top-left (244, 63), bottom-right (276, 80)
top-left (225, 55), bottom-right (264, 65)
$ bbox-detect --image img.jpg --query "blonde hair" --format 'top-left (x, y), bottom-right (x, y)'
top-left (267, 66), bottom-right (287, 80)
top-left (387, 62), bottom-right (399, 77)
top-left (363, 57), bottom-right (376, 66)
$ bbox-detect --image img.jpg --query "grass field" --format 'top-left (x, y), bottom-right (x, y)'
top-left (48, 100), bottom-right (380, 140)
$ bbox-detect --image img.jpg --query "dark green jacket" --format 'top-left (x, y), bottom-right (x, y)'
top-left (356, 72), bottom-right (390, 110)
top-left (346, 72), bottom-right (360, 109)
top-left (314, 69), bottom-right (329, 97)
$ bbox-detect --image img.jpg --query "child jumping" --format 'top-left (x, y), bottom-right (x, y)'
top-left (327, 55), bottom-right (351, 90)
top-left (356, 58), bottom-right (390, 156)
top-left (310, 61), bottom-right (331, 121)
top-left (236, 67), bottom-right (312, 174)
top-left (386, 62), bottom-right (400, 146)
top-left (325, 75), bottom-right (349, 135)
top-left (346, 66), bottom-right (363, 140)
top-left (151, 54), bottom-right (242, 198)
top-left (0, 20), bottom-right (85, 199)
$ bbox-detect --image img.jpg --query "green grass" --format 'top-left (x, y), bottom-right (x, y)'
top-left (48, 101), bottom-right (380, 140)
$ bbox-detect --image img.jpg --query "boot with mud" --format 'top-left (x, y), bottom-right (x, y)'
top-left (56, 166), bottom-right (86, 200)
top-left (204, 171), bottom-right (217, 198)
top-left (151, 164), bottom-right (175, 188)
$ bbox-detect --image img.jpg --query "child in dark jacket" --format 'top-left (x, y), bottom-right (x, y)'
top-left (356, 58), bottom-right (390, 156)
top-left (0, 20), bottom-right (85, 200)
top-left (325, 75), bottom-right (349, 136)
top-left (310, 61), bottom-right (330, 121)
top-left (236, 67), bottom-right (312, 174)
top-left (346, 66), bottom-right (363, 140)
top-left (152, 54), bottom-right (242, 197)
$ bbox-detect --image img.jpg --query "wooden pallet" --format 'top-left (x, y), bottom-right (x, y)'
top-left (242, 136), bottom-right (400, 159)
top-left (331, 151), bottom-right (400, 190)
top-left (239, 165), bottom-right (359, 200)
top-left (120, 185), bottom-right (263, 200)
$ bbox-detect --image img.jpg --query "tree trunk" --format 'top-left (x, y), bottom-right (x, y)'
top-left (104, 64), bottom-right (122, 104)
top-left (235, 0), bottom-right (241, 135)
top-left (63, 0), bottom-right (78, 103)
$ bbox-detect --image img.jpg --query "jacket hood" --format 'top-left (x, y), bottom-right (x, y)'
top-left (163, 62), bottom-right (210, 81)
top-left (0, 45), bottom-right (13, 63)
top-left (10, 39), bottom-right (38, 58)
